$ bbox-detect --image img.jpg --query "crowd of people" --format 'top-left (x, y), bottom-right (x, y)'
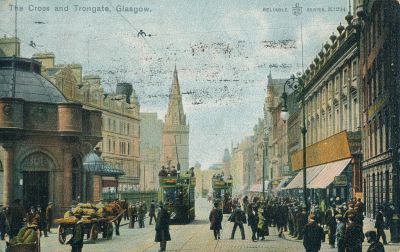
top-left (0, 199), bottom-right (53, 241)
top-left (126, 200), bottom-right (157, 228)
top-left (209, 195), bottom-right (390, 252)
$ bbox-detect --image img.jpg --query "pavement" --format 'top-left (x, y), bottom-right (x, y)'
top-left (0, 199), bottom-right (400, 251)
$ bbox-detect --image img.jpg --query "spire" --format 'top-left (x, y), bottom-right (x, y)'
top-left (165, 65), bottom-right (186, 126)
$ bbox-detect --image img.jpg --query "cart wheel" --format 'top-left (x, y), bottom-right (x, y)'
top-left (90, 224), bottom-right (99, 243)
top-left (58, 225), bottom-right (66, 244)
top-left (106, 222), bottom-right (114, 240)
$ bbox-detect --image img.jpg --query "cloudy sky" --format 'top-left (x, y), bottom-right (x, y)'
top-left (0, 0), bottom-right (350, 169)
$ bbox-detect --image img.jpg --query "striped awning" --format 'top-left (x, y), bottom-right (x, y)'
top-left (285, 158), bottom-right (351, 189)
top-left (308, 158), bottom-right (351, 189)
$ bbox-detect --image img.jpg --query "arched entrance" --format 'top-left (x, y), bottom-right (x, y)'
top-left (20, 152), bottom-right (55, 209)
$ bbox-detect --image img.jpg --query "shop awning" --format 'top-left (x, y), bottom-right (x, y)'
top-left (284, 158), bottom-right (351, 189)
top-left (285, 163), bottom-right (326, 189)
top-left (83, 152), bottom-right (125, 177)
top-left (308, 158), bottom-right (351, 189)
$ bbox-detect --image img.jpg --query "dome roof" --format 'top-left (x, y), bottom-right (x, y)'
top-left (0, 57), bottom-right (66, 103)
top-left (83, 151), bottom-right (125, 176)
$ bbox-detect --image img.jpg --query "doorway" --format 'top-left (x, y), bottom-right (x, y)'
top-left (23, 171), bottom-right (49, 209)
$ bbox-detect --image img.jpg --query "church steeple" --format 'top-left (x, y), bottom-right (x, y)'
top-left (162, 65), bottom-right (189, 170)
top-left (165, 65), bottom-right (186, 126)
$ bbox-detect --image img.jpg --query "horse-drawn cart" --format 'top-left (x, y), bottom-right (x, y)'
top-left (55, 202), bottom-right (125, 244)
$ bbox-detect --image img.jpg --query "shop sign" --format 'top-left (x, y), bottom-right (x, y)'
top-left (334, 175), bottom-right (347, 186)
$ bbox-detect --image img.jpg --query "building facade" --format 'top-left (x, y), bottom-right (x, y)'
top-left (33, 53), bottom-right (142, 193)
top-left (0, 56), bottom-right (102, 215)
top-left (140, 112), bottom-right (164, 191)
top-left (162, 66), bottom-right (190, 170)
top-left (287, 11), bottom-right (363, 202)
top-left (355, 0), bottom-right (400, 217)
top-left (265, 73), bottom-right (289, 182)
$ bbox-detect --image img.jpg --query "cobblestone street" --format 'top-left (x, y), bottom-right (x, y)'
top-left (1, 198), bottom-right (399, 252)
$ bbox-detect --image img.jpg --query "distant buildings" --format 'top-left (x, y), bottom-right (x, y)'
top-left (140, 113), bottom-right (164, 191)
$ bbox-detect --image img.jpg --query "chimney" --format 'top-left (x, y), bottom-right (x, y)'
top-left (116, 82), bottom-right (133, 104)
top-left (32, 52), bottom-right (55, 70)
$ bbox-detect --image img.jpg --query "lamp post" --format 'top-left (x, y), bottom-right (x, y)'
top-left (280, 73), bottom-right (308, 211)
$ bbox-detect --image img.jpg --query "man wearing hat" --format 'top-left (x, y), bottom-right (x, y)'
top-left (67, 214), bottom-right (84, 252)
top-left (0, 205), bottom-right (7, 240)
top-left (335, 214), bottom-right (346, 252)
top-left (303, 214), bottom-right (324, 252)
top-left (365, 230), bottom-right (385, 252)
top-left (375, 205), bottom-right (388, 245)
top-left (155, 202), bottom-right (171, 252)
top-left (46, 202), bottom-right (54, 233)
top-left (230, 205), bottom-right (246, 240)
top-left (7, 199), bottom-right (25, 239)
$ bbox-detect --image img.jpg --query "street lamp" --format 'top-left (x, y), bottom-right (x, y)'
top-left (280, 73), bottom-right (308, 211)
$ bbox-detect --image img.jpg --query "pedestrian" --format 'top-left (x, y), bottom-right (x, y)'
top-left (138, 202), bottom-right (146, 228)
top-left (209, 202), bottom-right (223, 240)
top-left (128, 203), bottom-right (137, 229)
top-left (365, 230), bottom-right (385, 252)
top-left (0, 205), bottom-right (7, 240)
top-left (247, 203), bottom-right (258, 241)
top-left (27, 206), bottom-right (40, 227)
top-left (375, 206), bottom-right (388, 245)
top-left (303, 214), bottom-right (324, 252)
top-left (229, 205), bottom-right (246, 240)
top-left (344, 215), bottom-right (364, 252)
top-left (46, 202), bottom-right (53, 233)
top-left (325, 206), bottom-right (337, 248)
top-left (37, 205), bottom-right (48, 237)
top-left (155, 202), bottom-right (171, 252)
top-left (336, 214), bottom-right (346, 252)
top-left (257, 205), bottom-right (269, 240)
top-left (383, 202), bottom-right (394, 243)
top-left (67, 214), bottom-right (84, 252)
top-left (149, 200), bottom-right (156, 225)
top-left (122, 198), bottom-right (129, 221)
top-left (275, 203), bottom-right (285, 237)
top-left (6, 199), bottom-right (25, 239)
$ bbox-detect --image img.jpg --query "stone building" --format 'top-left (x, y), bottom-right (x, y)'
top-left (286, 12), bottom-right (362, 203)
top-left (265, 73), bottom-right (289, 183)
top-left (354, 0), bottom-right (400, 217)
top-left (230, 137), bottom-right (255, 195)
top-left (140, 112), bottom-right (164, 191)
top-left (0, 56), bottom-right (102, 214)
top-left (253, 119), bottom-right (266, 185)
top-left (32, 53), bottom-right (141, 193)
top-left (162, 66), bottom-right (189, 170)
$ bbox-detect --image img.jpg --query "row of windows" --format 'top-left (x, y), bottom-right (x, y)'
top-left (106, 137), bottom-right (131, 156)
top-left (365, 54), bottom-right (386, 108)
top-left (102, 116), bottom-right (139, 137)
top-left (363, 109), bottom-right (391, 160)
top-left (367, 3), bottom-right (384, 55)
top-left (306, 59), bottom-right (358, 114)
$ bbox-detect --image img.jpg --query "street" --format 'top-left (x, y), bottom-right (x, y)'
top-left (1, 198), bottom-right (399, 252)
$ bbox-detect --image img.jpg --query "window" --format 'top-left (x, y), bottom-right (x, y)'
top-left (127, 124), bottom-right (130, 135)
top-left (108, 138), bottom-right (111, 152)
top-left (379, 114), bottom-right (383, 154)
top-left (352, 60), bottom-right (358, 80)
top-left (343, 68), bottom-right (348, 88)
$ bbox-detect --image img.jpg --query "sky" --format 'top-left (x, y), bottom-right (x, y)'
top-left (0, 0), bottom-right (351, 169)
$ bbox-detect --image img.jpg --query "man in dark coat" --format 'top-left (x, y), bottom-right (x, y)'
top-left (155, 202), bottom-right (171, 252)
top-left (209, 202), bottom-right (223, 240)
top-left (0, 206), bottom-right (7, 240)
top-left (7, 199), bottom-right (25, 239)
top-left (230, 205), bottom-right (246, 240)
top-left (325, 207), bottom-right (337, 248)
top-left (365, 230), bottom-right (385, 252)
top-left (67, 214), bottom-right (84, 252)
top-left (149, 200), bottom-right (156, 225)
top-left (45, 202), bottom-right (53, 233)
top-left (375, 206), bottom-right (388, 245)
top-left (37, 205), bottom-right (48, 237)
top-left (247, 203), bottom-right (258, 241)
top-left (345, 215), bottom-right (364, 252)
top-left (303, 215), bottom-right (324, 252)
